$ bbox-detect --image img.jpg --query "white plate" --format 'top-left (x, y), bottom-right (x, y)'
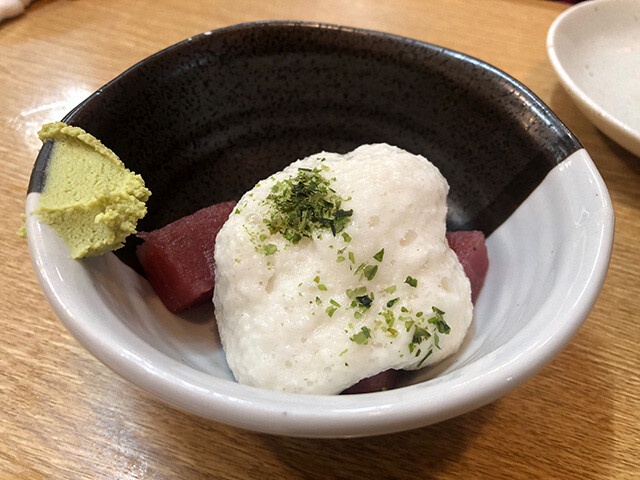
top-left (547, 0), bottom-right (640, 156)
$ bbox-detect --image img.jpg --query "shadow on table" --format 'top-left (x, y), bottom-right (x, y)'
top-left (257, 403), bottom-right (495, 479)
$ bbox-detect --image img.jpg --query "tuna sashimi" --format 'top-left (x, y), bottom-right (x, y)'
top-left (446, 230), bottom-right (489, 303)
top-left (136, 201), bottom-right (236, 313)
top-left (342, 369), bottom-right (400, 395)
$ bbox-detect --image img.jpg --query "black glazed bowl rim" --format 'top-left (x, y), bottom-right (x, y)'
top-left (26, 21), bottom-right (613, 438)
top-left (30, 20), bottom-right (583, 236)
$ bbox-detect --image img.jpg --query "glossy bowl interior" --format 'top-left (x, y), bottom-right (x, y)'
top-left (26, 21), bottom-right (614, 437)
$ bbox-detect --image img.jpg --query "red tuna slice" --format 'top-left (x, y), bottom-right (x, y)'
top-left (446, 230), bottom-right (489, 303)
top-left (342, 369), bottom-right (400, 395)
top-left (343, 230), bottom-right (488, 394)
top-left (136, 201), bottom-right (236, 314)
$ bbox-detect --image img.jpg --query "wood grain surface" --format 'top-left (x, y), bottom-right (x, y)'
top-left (1, 0), bottom-right (638, 478)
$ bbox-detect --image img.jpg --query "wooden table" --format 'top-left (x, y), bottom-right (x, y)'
top-left (1, 0), bottom-right (638, 478)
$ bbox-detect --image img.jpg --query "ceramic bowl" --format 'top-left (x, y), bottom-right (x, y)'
top-left (26, 21), bottom-right (614, 438)
top-left (547, 0), bottom-right (640, 157)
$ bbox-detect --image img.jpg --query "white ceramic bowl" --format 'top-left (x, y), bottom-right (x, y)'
top-left (26, 22), bottom-right (614, 438)
top-left (547, 0), bottom-right (640, 157)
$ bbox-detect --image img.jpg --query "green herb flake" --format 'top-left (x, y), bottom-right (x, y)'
top-left (348, 251), bottom-right (355, 264)
top-left (257, 244), bottom-right (278, 256)
top-left (313, 276), bottom-right (320, 283)
top-left (353, 311), bottom-right (363, 319)
top-left (401, 306), bottom-right (409, 313)
top-left (354, 263), bottom-right (366, 275)
top-left (356, 295), bottom-right (373, 308)
top-left (317, 284), bottom-right (328, 291)
top-left (330, 299), bottom-right (341, 307)
top-left (334, 209), bottom-right (353, 218)
top-left (336, 256), bottom-right (346, 263)
top-left (350, 326), bottom-right (372, 345)
top-left (315, 296), bottom-right (322, 305)
top-left (339, 349), bottom-right (348, 356)
top-left (363, 264), bottom-right (378, 281)
top-left (417, 349), bottom-right (433, 368)
top-left (325, 306), bottom-right (337, 317)
top-left (373, 248), bottom-right (385, 262)
top-left (428, 318), bottom-right (450, 334)
top-left (381, 309), bottom-right (395, 327)
top-left (386, 298), bottom-right (400, 308)
top-left (412, 326), bottom-right (431, 345)
top-left (353, 286), bottom-right (367, 297)
top-left (384, 285), bottom-right (397, 294)
top-left (342, 232), bottom-right (352, 242)
top-left (405, 276), bottom-right (418, 287)
top-left (416, 311), bottom-right (424, 317)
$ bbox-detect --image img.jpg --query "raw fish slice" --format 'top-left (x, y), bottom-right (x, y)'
top-left (136, 201), bottom-right (236, 313)
top-left (445, 230), bottom-right (488, 303)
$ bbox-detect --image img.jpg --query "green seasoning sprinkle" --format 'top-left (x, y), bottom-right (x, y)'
top-left (363, 265), bottom-right (378, 280)
top-left (384, 285), bottom-right (397, 294)
top-left (315, 296), bottom-right (322, 305)
top-left (313, 276), bottom-right (320, 283)
top-left (257, 244), bottom-right (277, 255)
top-left (330, 299), bottom-right (341, 307)
top-left (348, 251), bottom-right (355, 264)
top-left (373, 248), bottom-right (385, 262)
top-left (417, 349), bottom-right (433, 368)
top-left (350, 326), bottom-right (372, 345)
top-left (356, 295), bottom-right (373, 308)
top-left (342, 232), bottom-right (352, 242)
top-left (412, 326), bottom-right (431, 343)
top-left (325, 306), bottom-right (337, 317)
top-left (317, 284), bottom-right (328, 291)
top-left (428, 306), bottom-right (451, 334)
top-left (265, 166), bottom-right (352, 242)
top-left (339, 349), bottom-right (348, 356)
top-left (405, 276), bottom-right (418, 287)
top-left (346, 286), bottom-right (367, 299)
top-left (386, 298), bottom-right (400, 308)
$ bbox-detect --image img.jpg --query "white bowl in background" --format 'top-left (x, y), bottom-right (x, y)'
top-left (547, 0), bottom-right (640, 156)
